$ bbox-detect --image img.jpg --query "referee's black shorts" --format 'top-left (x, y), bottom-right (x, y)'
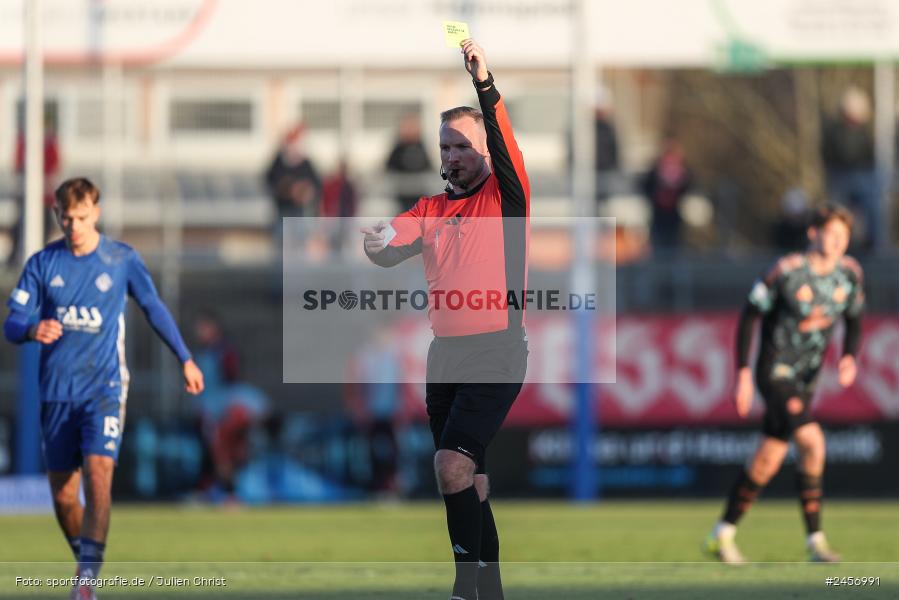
top-left (757, 365), bottom-right (817, 441)
top-left (425, 328), bottom-right (528, 474)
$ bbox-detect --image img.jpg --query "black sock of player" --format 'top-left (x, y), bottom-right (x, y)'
top-left (478, 499), bottom-right (504, 600)
top-left (722, 470), bottom-right (763, 525)
top-left (78, 537), bottom-right (105, 580)
top-left (67, 536), bottom-right (81, 561)
top-left (796, 471), bottom-right (823, 534)
top-left (443, 486), bottom-right (482, 599)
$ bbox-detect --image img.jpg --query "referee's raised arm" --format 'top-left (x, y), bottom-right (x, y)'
top-left (462, 39), bottom-right (530, 215)
top-left (460, 38), bottom-right (489, 84)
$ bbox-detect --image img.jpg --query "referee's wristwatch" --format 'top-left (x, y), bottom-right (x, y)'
top-left (474, 72), bottom-right (494, 91)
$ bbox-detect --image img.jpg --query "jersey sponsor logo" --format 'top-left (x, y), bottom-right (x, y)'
top-left (56, 305), bottom-right (104, 332)
top-left (95, 273), bottom-right (113, 293)
top-left (50, 275), bottom-right (65, 287)
top-left (11, 288), bottom-right (30, 305)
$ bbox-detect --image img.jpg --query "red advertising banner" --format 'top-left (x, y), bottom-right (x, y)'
top-left (397, 315), bottom-right (899, 427)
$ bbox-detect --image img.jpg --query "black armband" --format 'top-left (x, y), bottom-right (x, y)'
top-left (473, 71), bottom-right (494, 91)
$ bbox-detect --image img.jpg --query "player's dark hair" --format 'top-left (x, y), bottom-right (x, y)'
top-left (811, 203), bottom-right (853, 231)
top-left (440, 106), bottom-right (484, 125)
top-left (55, 177), bottom-right (100, 209)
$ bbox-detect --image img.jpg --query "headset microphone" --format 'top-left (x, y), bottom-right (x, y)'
top-left (440, 166), bottom-right (448, 180)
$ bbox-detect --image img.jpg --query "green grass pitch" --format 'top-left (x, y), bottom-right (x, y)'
top-left (1, 500), bottom-right (897, 599)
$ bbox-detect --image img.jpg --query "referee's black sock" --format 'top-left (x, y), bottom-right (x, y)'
top-left (722, 470), bottom-right (763, 525)
top-left (796, 471), bottom-right (823, 534)
top-left (443, 486), bottom-right (481, 600)
top-left (478, 499), bottom-right (504, 600)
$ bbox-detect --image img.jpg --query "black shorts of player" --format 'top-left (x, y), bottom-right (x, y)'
top-left (425, 328), bottom-right (528, 474)
top-left (757, 371), bottom-right (817, 441)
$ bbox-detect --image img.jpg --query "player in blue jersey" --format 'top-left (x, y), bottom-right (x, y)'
top-left (4, 178), bottom-right (204, 600)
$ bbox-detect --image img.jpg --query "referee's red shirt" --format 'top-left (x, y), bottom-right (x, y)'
top-left (368, 78), bottom-right (530, 337)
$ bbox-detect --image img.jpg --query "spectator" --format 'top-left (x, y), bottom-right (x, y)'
top-left (345, 325), bottom-right (402, 497)
top-left (208, 385), bottom-right (270, 503)
top-left (193, 309), bottom-right (239, 391)
top-left (321, 159), bottom-right (359, 255)
top-left (642, 137), bottom-right (692, 253)
top-left (11, 116), bottom-right (60, 263)
top-left (191, 310), bottom-right (246, 500)
top-left (566, 85), bottom-right (620, 202)
top-left (593, 87), bottom-right (620, 200)
top-left (264, 123), bottom-right (322, 257)
top-left (321, 159), bottom-right (358, 219)
top-left (821, 85), bottom-right (879, 250)
top-left (386, 113), bottom-right (432, 213)
top-left (772, 188), bottom-right (810, 252)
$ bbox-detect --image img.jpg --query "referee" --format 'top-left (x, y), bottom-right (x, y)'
top-left (362, 39), bottom-right (529, 600)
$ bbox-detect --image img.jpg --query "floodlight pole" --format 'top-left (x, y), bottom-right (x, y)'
top-left (102, 61), bottom-right (125, 239)
top-left (16, 0), bottom-right (44, 475)
top-left (89, 0), bottom-right (125, 238)
top-left (569, 0), bottom-right (598, 502)
top-left (23, 0), bottom-right (44, 257)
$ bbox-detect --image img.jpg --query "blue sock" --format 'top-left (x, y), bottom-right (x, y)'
top-left (66, 536), bottom-right (81, 561)
top-left (78, 538), bottom-right (106, 579)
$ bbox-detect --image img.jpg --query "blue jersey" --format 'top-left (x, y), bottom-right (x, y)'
top-left (6, 236), bottom-right (191, 402)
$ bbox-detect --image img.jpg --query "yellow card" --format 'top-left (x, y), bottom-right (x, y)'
top-left (443, 21), bottom-right (470, 48)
